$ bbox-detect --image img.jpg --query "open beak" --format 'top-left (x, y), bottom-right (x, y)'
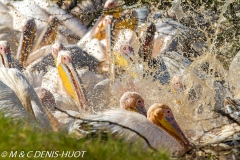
top-left (17, 18), bottom-right (36, 68)
top-left (159, 115), bottom-right (190, 148)
top-left (90, 15), bottom-right (105, 39)
top-left (56, 58), bottom-right (88, 111)
top-left (33, 16), bottom-right (59, 52)
top-left (105, 22), bottom-right (115, 82)
top-left (138, 22), bottom-right (156, 62)
top-left (136, 104), bottom-right (147, 117)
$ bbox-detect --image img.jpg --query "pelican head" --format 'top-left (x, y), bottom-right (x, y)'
top-left (120, 91), bottom-right (147, 117)
top-left (57, 51), bottom-right (73, 67)
top-left (104, 0), bottom-right (118, 9)
top-left (52, 42), bottom-right (64, 60)
top-left (147, 103), bottom-right (190, 148)
top-left (57, 50), bottom-right (88, 111)
top-left (17, 18), bottom-right (36, 68)
top-left (113, 42), bottom-right (135, 69)
top-left (0, 41), bottom-right (11, 68)
top-left (104, 0), bottom-right (124, 9)
top-left (119, 43), bottom-right (134, 62)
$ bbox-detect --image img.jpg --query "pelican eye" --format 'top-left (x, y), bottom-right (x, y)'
top-left (110, 2), bottom-right (114, 6)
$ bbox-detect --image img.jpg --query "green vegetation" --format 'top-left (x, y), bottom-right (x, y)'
top-left (0, 114), bottom-right (169, 160)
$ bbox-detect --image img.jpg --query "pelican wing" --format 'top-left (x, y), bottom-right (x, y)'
top-left (71, 109), bottom-right (184, 155)
top-left (0, 68), bottom-right (51, 129)
top-left (0, 80), bottom-right (32, 121)
top-left (26, 53), bottom-right (55, 73)
top-left (23, 70), bottom-right (44, 88)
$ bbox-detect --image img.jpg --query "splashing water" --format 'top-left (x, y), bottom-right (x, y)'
top-left (1, 0), bottom-right (240, 157)
top-left (105, 0), bottom-right (240, 147)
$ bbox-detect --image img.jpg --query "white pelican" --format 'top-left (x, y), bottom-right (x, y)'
top-left (0, 13), bottom-right (60, 67)
top-left (2, 0), bottom-right (87, 38)
top-left (0, 80), bottom-right (33, 122)
top-left (0, 46), bottom-right (80, 129)
top-left (26, 42), bottom-right (102, 74)
top-left (0, 48), bottom-right (62, 130)
top-left (16, 16), bottom-right (67, 69)
top-left (0, 26), bottom-right (20, 56)
top-left (119, 91), bottom-right (147, 116)
top-left (0, 1), bottom-right (12, 28)
top-left (16, 18), bottom-right (37, 68)
top-left (34, 87), bottom-right (61, 131)
top-left (0, 67), bottom-right (52, 129)
top-left (0, 40), bottom-right (21, 69)
top-left (0, 40), bottom-right (11, 68)
top-left (70, 103), bottom-right (189, 156)
top-left (0, 19), bottom-right (61, 71)
top-left (77, 3), bottom-right (186, 85)
top-left (24, 43), bottom-right (107, 112)
top-left (1, 0), bottom-right (88, 66)
top-left (53, 91), bottom-right (147, 127)
top-left (96, 4), bottom-right (192, 81)
top-left (55, 50), bottom-right (88, 111)
top-left (77, 0), bottom-right (149, 67)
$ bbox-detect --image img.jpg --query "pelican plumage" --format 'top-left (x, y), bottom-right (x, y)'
top-left (0, 26), bottom-right (20, 55)
top-left (0, 67), bottom-right (52, 129)
top-left (52, 90), bottom-right (146, 126)
top-left (56, 50), bottom-right (88, 110)
top-left (0, 46), bottom-right (62, 130)
top-left (0, 40), bottom-right (21, 69)
top-left (64, 91), bottom-right (147, 127)
top-left (1, 17), bottom-right (57, 69)
top-left (0, 80), bottom-right (33, 121)
top-left (0, 40), bottom-right (12, 68)
top-left (16, 18), bottom-right (37, 68)
top-left (0, 0), bottom-right (89, 67)
top-left (0, 1), bottom-right (12, 27)
top-left (70, 103), bottom-right (189, 156)
top-left (33, 49), bottom-right (89, 114)
top-left (2, 0), bottom-right (87, 38)
top-left (77, 0), bottom-right (148, 68)
top-left (119, 91), bottom-right (147, 116)
top-left (26, 42), bottom-right (101, 74)
top-left (24, 42), bottom-right (106, 113)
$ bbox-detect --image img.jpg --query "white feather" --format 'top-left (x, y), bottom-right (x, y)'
top-left (23, 69), bottom-right (44, 88)
top-left (0, 80), bottom-right (31, 120)
top-left (0, 67), bottom-right (51, 128)
top-left (71, 109), bottom-right (185, 156)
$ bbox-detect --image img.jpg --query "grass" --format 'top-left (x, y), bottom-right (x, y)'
top-left (0, 114), bottom-right (169, 160)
